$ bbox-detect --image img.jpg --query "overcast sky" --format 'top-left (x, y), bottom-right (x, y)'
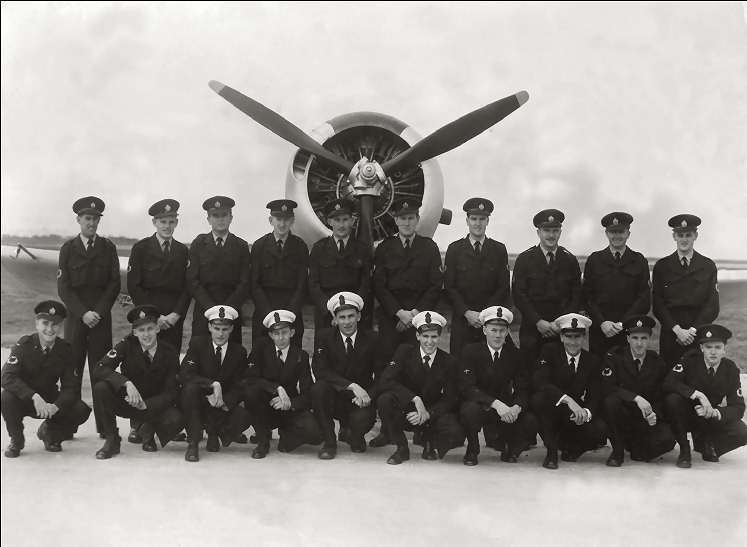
top-left (2, 2), bottom-right (746, 259)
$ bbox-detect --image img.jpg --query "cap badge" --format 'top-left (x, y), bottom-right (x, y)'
top-left (90, 202), bottom-right (96, 208)
top-left (612, 218), bottom-right (619, 225)
top-left (403, 202), bottom-right (409, 208)
top-left (164, 204), bottom-right (171, 212)
top-left (497, 307), bottom-right (502, 317)
top-left (548, 215), bottom-right (554, 222)
top-left (425, 312), bottom-right (432, 324)
top-left (335, 203), bottom-right (341, 210)
top-left (219, 307), bottom-right (225, 319)
top-left (274, 312), bottom-right (281, 324)
top-left (281, 204), bottom-right (288, 212)
top-left (139, 310), bottom-right (146, 319)
top-left (571, 318), bottom-right (578, 328)
top-left (681, 219), bottom-right (687, 227)
top-left (636, 320), bottom-right (642, 328)
top-left (49, 307), bottom-right (56, 315)
top-left (706, 331), bottom-right (712, 338)
top-left (339, 295), bottom-right (345, 306)
top-left (215, 201), bottom-right (221, 208)
top-left (478, 203), bottom-right (485, 210)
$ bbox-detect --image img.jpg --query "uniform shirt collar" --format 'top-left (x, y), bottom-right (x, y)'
top-left (155, 233), bottom-right (171, 246)
top-left (468, 234), bottom-right (486, 246)
top-left (538, 242), bottom-right (558, 256)
top-left (487, 343), bottom-right (502, 360)
top-left (340, 330), bottom-right (358, 346)
top-left (566, 351), bottom-right (581, 371)
top-left (79, 234), bottom-right (96, 247)
top-left (141, 343), bottom-right (158, 359)
top-left (704, 358), bottom-right (720, 373)
top-left (212, 231), bottom-right (230, 244)
top-left (608, 246), bottom-right (627, 257)
top-left (677, 249), bottom-right (694, 262)
top-left (275, 345), bottom-right (290, 362)
top-left (420, 347), bottom-right (436, 365)
top-left (274, 233), bottom-right (289, 244)
top-left (399, 234), bottom-right (414, 247)
top-left (212, 340), bottom-right (228, 364)
top-left (40, 338), bottom-right (56, 352)
top-left (334, 235), bottom-right (350, 246)
top-left (629, 349), bottom-right (646, 366)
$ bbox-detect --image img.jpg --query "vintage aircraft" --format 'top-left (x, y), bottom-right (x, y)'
top-left (2, 82), bottom-right (529, 298)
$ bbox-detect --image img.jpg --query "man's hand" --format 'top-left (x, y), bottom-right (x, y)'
top-left (565, 398), bottom-right (588, 425)
top-left (601, 321), bottom-right (623, 338)
top-left (32, 394), bottom-right (59, 419)
top-left (536, 320), bottom-right (556, 338)
top-left (124, 381), bottom-right (145, 409)
top-left (206, 382), bottom-right (224, 408)
top-left (396, 310), bottom-right (415, 327)
top-left (645, 412), bottom-right (657, 426)
top-left (673, 325), bottom-right (695, 346)
top-left (164, 312), bottom-right (181, 327)
top-left (410, 396), bottom-right (430, 425)
top-left (271, 387), bottom-right (291, 411)
top-left (634, 396), bottom-right (653, 418)
top-left (395, 320), bottom-right (408, 333)
top-left (690, 390), bottom-right (713, 414)
top-left (348, 383), bottom-right (371, 408)
top-left (491, 399), bottom-right (515, 423)
top-left (695, 405), bottom-right (717, 420)
top-left (464, 310), bottom-right (482, 328)
top-left (82, 311), bottom-right (101, 328)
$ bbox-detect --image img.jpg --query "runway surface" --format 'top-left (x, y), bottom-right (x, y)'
top-left (1, 350), bottom-right (746, 546)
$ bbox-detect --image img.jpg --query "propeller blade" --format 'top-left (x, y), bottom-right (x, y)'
top-left (209, 81), bottom-right (354, 173)
top-left (357, 195), bottom-right (375, 247)
top-left (381, 91), bottom-right (529, 174)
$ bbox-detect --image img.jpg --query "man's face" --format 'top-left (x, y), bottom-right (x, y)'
top-left (673, 230), bottom-right (697, 254)
top-left (133, 322), bottom-right (159, 349)
top-left (208, 211), bottom-right (232, 234)
top-left (606, 227), bottom-right (630, 250)
top-left (335, 308), bottom-right (360, 336)
top-left (35, 318), bottom-right (61, 345)
top-left (270, 215), bottom-right (294, 238)
top-left (466, 214), bottom-right (489, 239)
top-left (416, 329), bottom-right (441, 355)
top-left (627, 332), bottom-right (650, 359)
top-left (77, 214), bottom-right (100, 238)
top-left (561, 331), bottom-right (584, 356)
top-left (153, 216), bottom-right (178, 239)
top-left (395, 213), bottom-right (419, 238)
top-left (537, 227), bottom-right (561, 249)
top-left (329, 214), bottom-right (354, 239)
top-left (208, 321), bottom-right (233, 346)
top-left (701, 341), bottom-right (726, 367)
top-left (483, 322), bottom-right (508, 350)
top-left (269, 326), bottom-right (294, 350)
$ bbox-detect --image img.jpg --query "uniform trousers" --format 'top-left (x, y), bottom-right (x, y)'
top-left (180, 384), bottom-right (252, 444)
top-left (531, 392), bottom-right (608, 455)
top-left (1, 391), bottom-right (91, 442)
top-left (602, 394), bottom-right (675, 460)
top-left (460, 400), bottom-right (538, 456)
top-left (311, 380), bottom-right (376, 447)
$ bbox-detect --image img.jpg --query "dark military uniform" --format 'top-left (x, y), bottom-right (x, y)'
top-left (583, 247), bottom-right (650, 355)
top-left (373, 234), bottom-right (443, 356)
top-left (531, 343), bottom-right (608, 458)
top-left (186, 232), bottom-right (251, 344)
top-left (311, 327), bottom-right (386, 450)
top-left (93, 336), bottom-right (185, 447)
top-left (251, 233), bottom-right (309, 345)
top-left (57, 234), bottom-right (120, 434)
top-left (377, 344), bottom-right (465, 456)
top-left (459, 342), bottom-right (538, 458)
top-left (512, 246), bottom-right (581, 356)
top-left (664, 353), bottom-right (747, 458)
top-left (309, 236), bottom-right (372, 335)
top-left (652, 251), bottom-right (719, 365)
top-left (601, 345), bottom-right (675, 461)
top-left (445, 236), bottom-right (512, 355)
top-left (179, 336), bottom-right (252, 446)
top-left (1, 335), bottom-right (91, 447)
top-left (243, 338), bottom-right (321, 453)
top-left (127, 234), bottom-right (190, 351)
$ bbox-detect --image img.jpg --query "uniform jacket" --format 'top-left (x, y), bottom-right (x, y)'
top-left (582, 246), bottom-right (650, 325)
top-left (57, 236), bottom-right (120, 318)
top-left (1, 334), bottom-right (78, 411)
top-left (312, 327), bottom-right (386, 393)
top-left (533, 343), bottom-right (603, 413)
top-left (380, 344), bottom-right (458, 418)
top-left (601, 345), bottom-right (669, 407)
top-left (652, 251), bottom-right (719, 330)
top-left (127, 234), bottom-right (190, 316)
top-left (186, 232), bottom-right (251, 311)
top-left (512, 245), bottom-right (581, 326)
top-left (445, 236), bottom-right (512, 316)
top-left (179, 336), bottom-right (248, 408)
top-left (308, 236), bottom-right (371, 312)
top-left (458, 342), bottom-right (530, 409)
top-left (663, 352), bottom-right (745, 424)
top-left (245, 337), bottom-right (313, 411)
top-left (94, 335), bottom-right (180, 414)
top-left (373, 234), bottom-right (443, 316)
top-left (251, 232), bottom-right (309, 316)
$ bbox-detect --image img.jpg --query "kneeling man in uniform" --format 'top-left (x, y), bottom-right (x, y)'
top-left (2, 301), bottom-right (91, 457)
top-left (93, 305), bottom-right (185, 459)
top-left (377, 311), bottom-right (465, 464)
top-left (459, 306), bottom-right (538, 466)
top-left (531, 313), bottom-right (608, 469)
top-left (244, 310), bottom-right (321, 459)
top-left (180, 305), bottom-right (252, 462)
top-left (601, 316), bottom-right (675, 467)
top-left (663, 324), bottom-right (747, 468)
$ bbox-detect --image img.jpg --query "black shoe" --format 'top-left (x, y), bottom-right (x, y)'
top-left (369, 432), bottom-right (389, 448)
top-left (676, 450), bottom-right (692, 468)
top-left (4, 436), bottom-right (24, 458)
top-left (561, 450), bottom-right (580, 462)
top-left (606, 454), bottom-right (623, 467)
top-left (128, 428), bottom-right (143, 444)
top-left (173, 431), bottom-right (187, 442)
top-left (318, 445), bottom-right (337, 460)
top-left (185, 443), bottom-right (199, 462)
top-left (463, 451), bottom-right (478, 466)
top-left (142, 437), bottom-right (158, 452)
top-left (249, 434), bottom-right (258, 444)
top-left (235, 433), bottom-right (249, 444)
top-left (500, 451), bottom-right (518, 463)
top-left (206, 434), bottom-right (220, 452)
top-left (543, 450), bottom-right (559, 470)
top-left (252, 442), bottom-right (270, 459)
top-left (630, 452), bottom-right (646, 462)
top-left (95, 435), bottom-right (121, 460)
top-left (37, 422), bottom-right (61, 452)
top-left (98, 433), bottom-right (106, 439)
top-left (350, 437), bottom-right (366, 453)
top-left (701, 441), bottom-right (719, 462)
top-left (421, 441), bottom-right (437, 460)
top-left (277, 438), bottom-right (291, 453)
top-left (387, 446), bottom-right (410, 465)
top-left (338, 427), bottom-right (350, 443)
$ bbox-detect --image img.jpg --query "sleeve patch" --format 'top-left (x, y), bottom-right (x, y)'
top-left (464, 369), bottom-right (472, 374)
top-left (738, 388), bottom-right (743, 397)
top-left (672, 363), bottom-right (684, 373)
top-left (389, 360), bottom-right (397, 367)
top-left (7, 355), bottom-right (18, 365)
top-left (539, 359), bottom-right (548, 366)
top-left (602, 367), bottom-right (612, 377)
top-left (127, 264), bottom-right (132, 272)
top-left (56, 269), bottom-right (62, 279)
top-left (107, 349), bottom-right (118, 358)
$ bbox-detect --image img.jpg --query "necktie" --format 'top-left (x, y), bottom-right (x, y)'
top-left (707, 367), bottom-right (715, 378)
top-left (86, 238), bottom-right (93, 253)
top-left (569, 356), bottom-right (576, 373)
top-left (163, 240), bottom-right (170, 256)
top-left (145, 351), bottom-right (152, 366)
top-left (42, 346), bottom-right (50, 356)
top-left (277, 239), bottom-right (284, 252)
top-left (492, 350), bottom-right (498, 366)
top-left (614, 251), bottom-right (621, 263)
top-left (423, 355), bottom-right (431, 369)
top-left (215, 345), bottom-right (222, 365)
top-left (474, 241), bottom-right (481, 255)
top-left (277, 349), bottom-right (283, 362)
top-left (216, 237), bottom-right (224, 249)
top-left (346, 336), bottom-right (353, 355)
top-left (404, 238), bottom-right (410, 251)
top-left (681, 256), bottom-right (688, 269)
top-left (634, 358), bottom-right (641, 373)
top-left (338, 239), bottom-right (344, 254)
top-left (547, 252), bottom-right (555, 265)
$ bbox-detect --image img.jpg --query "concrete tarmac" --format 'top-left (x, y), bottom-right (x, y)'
top-left (1, 351), bottom-right (746, 546)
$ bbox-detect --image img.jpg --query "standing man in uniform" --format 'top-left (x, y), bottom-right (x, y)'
top-left (57, 196), bottom-right (120, 437)
top-left (601, 316), bottom-right (675, 467)
top-left (2, 301), bottom-right (91, 457)
top-left (512, 209), bottom-right (581, 360)
top-left (187, 196), bottom-right (251, 345)
top-left (445, 198), bottom-right (511, 356)
top-left (652, 214), bottom-right (719, 366)
top-left (373, 198), bottom-right (443, 358)
top-left (251, 200), bottom-right (308, 346)
top-left (663, 324), bottom-right (746, 468)
top-left (583, 212), bottom-right (651, 356)
top-left (309, 198), bottom-right (372, 338)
